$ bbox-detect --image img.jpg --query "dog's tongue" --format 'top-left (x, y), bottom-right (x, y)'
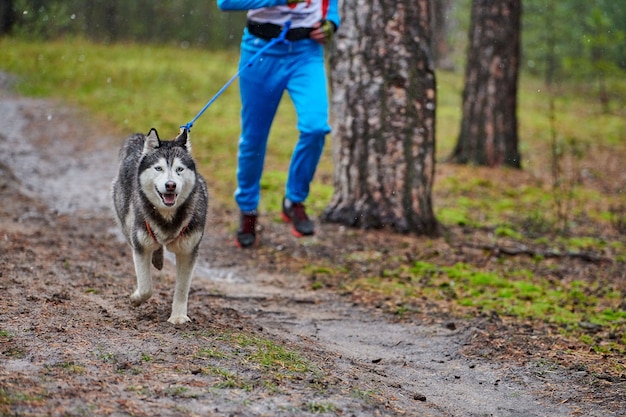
top-left (163, 193), bottom-right (176, 205)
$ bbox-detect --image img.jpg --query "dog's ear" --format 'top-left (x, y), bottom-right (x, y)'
top-left (175, 128), bottom-right (192, 153)
top-left (143, 128), bottom-right (161, 154)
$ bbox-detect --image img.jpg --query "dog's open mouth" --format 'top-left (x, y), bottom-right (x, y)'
top-left (158, 191), bottom-right (177, 207)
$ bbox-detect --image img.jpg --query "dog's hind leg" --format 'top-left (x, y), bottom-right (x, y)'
top-left (130, 249), bottom-right (153, 306)
top-left (152, 246), bottom-right (164, 270)
top-left (167, 251), bottom-right (197, 324)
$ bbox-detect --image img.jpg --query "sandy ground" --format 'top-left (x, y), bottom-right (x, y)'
top-left (1, 88), bottom-right (624, 416)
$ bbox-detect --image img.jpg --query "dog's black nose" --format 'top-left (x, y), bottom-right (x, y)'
top-left (165, 181), bottom-right (176, 192)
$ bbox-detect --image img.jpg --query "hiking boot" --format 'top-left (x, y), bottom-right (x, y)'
top-left (236, 211), bottom-right (257, 248)
top-left (281, 198), bottom-right (315, 237)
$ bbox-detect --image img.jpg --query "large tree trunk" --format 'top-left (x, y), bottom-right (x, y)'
top-left (449, 0), bottom-right (521, 168)
top-left (323, 0), bottom-right (439, 236)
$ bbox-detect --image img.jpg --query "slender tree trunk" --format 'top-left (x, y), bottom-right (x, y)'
top-left (323, 0), bottom-right (439, 236)
top-left (430, 0), bottom-right (454, 70)
top-left (449, 0), bottom-right (521, 168)
top-left (0, 0), bottom-right (15, 36)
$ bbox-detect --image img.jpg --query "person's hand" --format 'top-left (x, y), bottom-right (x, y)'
top-left (310, 19), bottom-right (336, 44)
top-left (287, 0), bottom-right (311, 9)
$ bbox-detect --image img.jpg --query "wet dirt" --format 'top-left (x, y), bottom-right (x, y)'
top-left (1, 86), bottom-right (624, 416)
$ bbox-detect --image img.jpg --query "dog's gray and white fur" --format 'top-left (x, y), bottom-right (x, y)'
top-left (112, 128), bottom-right (208, 324)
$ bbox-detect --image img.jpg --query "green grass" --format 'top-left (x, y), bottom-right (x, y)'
top-left (164, 385), bottom-right (198, 398)
top-left (233, 332), bottom-right (312, 374)
top-left (0, 388), bottom-right (45, 410)
top-left (1, 38), bottom-right (624, 216)
top-left (349, 260), bottom-right (625, 352)
top-left (307, 401), bottom-right (337, 413)
top-left (191, 329), bottom-right (319, 392)
top-left (0, 37), bottom-right (318, 209)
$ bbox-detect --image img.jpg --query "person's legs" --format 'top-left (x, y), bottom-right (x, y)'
top-left (235, 48), bottom-right (287, 247)
top-left (235, 50), bottom-right (286, 212)
top-left (285, 50), bottom-right (331, 204)
top-left (280, 48), bottom-right (330, 237)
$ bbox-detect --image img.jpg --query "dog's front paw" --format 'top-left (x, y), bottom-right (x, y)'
top-left (167, 315), bottom-right (191, 325)
top-left (130, 290), bottom-right (151, 307)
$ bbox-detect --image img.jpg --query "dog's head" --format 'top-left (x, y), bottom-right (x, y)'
top-left (139, 128), bottom-right (197, 210)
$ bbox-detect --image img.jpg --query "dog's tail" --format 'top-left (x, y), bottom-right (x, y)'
top-left (152, 246), bottom-right (164, 270)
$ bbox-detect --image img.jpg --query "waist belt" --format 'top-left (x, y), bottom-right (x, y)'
top-left (247, 21), bottom-right (313, 41)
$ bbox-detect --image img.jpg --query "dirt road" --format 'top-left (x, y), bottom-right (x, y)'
top-left (0, 89), bottom-right (621, 416)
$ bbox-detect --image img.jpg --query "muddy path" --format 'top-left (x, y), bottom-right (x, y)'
top-left (0, 89), bottom-right (621, 416)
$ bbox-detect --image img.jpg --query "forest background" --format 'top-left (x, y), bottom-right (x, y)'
top-left (2, 0), bottom-right (625, 84)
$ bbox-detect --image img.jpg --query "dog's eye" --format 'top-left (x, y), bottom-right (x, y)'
top-left (155, 166), bottom-right (163, 172)
top-left (176, 167), bottom-right (185, 174)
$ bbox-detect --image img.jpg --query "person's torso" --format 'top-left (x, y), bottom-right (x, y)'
top-left (247, 0), bottom-right (327, 28)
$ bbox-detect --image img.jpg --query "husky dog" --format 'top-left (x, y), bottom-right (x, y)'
top-left (112, 128), bottom-right (208, 324)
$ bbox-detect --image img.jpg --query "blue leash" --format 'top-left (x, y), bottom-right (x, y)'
top-left (180, 22), bottom-right (292, 133)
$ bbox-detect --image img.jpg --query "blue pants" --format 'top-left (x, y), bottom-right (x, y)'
top-left (234, 34), bottom-right (331, 213)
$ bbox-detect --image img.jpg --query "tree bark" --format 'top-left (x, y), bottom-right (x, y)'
top-left (449, 0), bottom-right (521, 168)
top-left (323, 0), bottom-right (439, 236)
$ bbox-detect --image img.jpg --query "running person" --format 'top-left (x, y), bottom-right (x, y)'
top-left (217, 0), bottom-right (340, 248)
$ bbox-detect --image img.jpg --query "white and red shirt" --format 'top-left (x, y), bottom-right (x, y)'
top-left (218, 0), bottom-right (339, 29)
